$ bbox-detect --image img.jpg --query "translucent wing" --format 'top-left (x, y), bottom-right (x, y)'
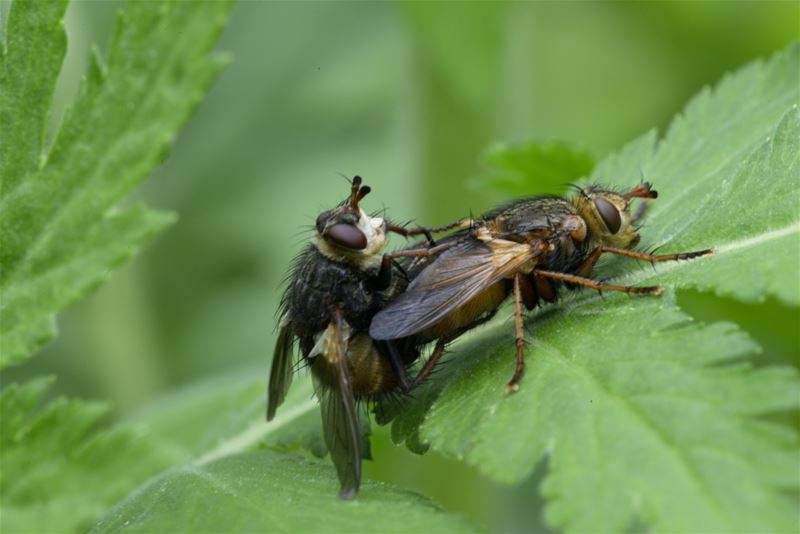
top-left (370, 238), bottom-right (539, 339)
top-left (266, 322), bottom-right (294, 421)
top-left (315, 309), bottom-right (362, 499)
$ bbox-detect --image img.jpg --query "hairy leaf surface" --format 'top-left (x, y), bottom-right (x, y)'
top-left (92, 451), bottom-right (478, 534)
top-left (0, 0), bottom-right (231, 367)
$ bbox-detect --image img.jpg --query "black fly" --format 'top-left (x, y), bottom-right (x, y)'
top-left (267, 177), bottom-right (458, 498)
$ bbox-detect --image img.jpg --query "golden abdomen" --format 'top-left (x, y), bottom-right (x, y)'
top-left (418, 281), bottom-right (508, 342)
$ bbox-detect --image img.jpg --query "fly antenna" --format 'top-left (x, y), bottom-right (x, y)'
top-left (624, 182), bottom-right (658, 200)
top-left (349, 175), bottom-right (370, 210)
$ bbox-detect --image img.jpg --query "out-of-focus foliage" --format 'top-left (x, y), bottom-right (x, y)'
top-left (0, 379), bottom-right (177, 532)
top-left (3, 1), bottom-right (799, 532)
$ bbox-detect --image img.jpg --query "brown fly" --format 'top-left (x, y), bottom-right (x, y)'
top-left (369, 182), bottom-right (714, 391)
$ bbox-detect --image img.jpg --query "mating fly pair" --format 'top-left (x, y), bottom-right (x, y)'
top-left (269, 178), bottom-right (713, 498)
top-left (267, 177), bottom-right (460, 498)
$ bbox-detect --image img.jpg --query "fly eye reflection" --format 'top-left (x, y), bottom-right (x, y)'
top-left (327, 224), bottom-right (368, 250)
top-left (594, 197), bottom-right (621, 234)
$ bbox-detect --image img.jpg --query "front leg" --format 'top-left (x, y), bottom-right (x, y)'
top-left (387, 218), bottom-right (472, 246)
top-left (573, 246), bottom-right (713, 279)
top-left (367, 240), bottom-right (455, 291)
top-left (598, 246), bottom-right (714, 264)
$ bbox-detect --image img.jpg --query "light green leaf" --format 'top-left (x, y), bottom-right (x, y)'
top-left (385, 42), bottom-right (800, 532)
top-left (591, 43), bottom-right (800, 305)
top-left (0, 0), bottom-right (67, 189)
top-left (91, 451), bottom-right (479, 534)
top-left (0, 0), bottom-right (232, 367)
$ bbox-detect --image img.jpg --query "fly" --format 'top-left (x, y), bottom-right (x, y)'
top-left (369, 183), bottom-right (714, 391)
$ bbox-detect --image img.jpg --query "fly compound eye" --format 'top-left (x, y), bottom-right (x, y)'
top-left (594, 197), bottom-right (621, 234)
top-left (327, 224), bottom-right (368, 250)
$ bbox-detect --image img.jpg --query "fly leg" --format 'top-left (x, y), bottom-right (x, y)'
top-left (572, 247), bottom-right (604, 278)
top-left (572, 246), bottom-right (712, 279)
top-left (596, 247), bottom-right (714, 264)
top-left (535, 270), bottom-right (663, 295)
top-left (384, 340), bottom-right (414, 393)
top-left (507, 273), bottom-right (526, 393)
top-left (409, 339), bottom-right (447, 389)
top-left (383, 338), bottom-right (445, 394)
top-left (388, 218), bottom-right (471, 247)
top-left (387, 218), bottom-right (471, 241)
top-left (631, 201), bottom-right (648, 225)
top-left (385, 240), bottom-right (456, 259)
top-left (385, 334), bottom-right (469, 394)
top-left (370, 239), bottom-right (458, 290)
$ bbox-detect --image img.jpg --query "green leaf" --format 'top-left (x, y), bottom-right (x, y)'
top-left (0, 0), bottom-right (232, 367)
top-left (385, 43), bottom-right (800, 532)
top-left (0, 0), bottom-right (67, 189)
top-left (81, 370), bottom-right (479, 532)
top-left (91, 451), bottom-right (479, 534)
top-left (1, 369), bottom-right (329, 533)
top-left (124, 368), bottom-right (321, 462)
top-left (478, 140), bottom-right (595, 196)
top-left (0, 379), bottom-right (179, 533)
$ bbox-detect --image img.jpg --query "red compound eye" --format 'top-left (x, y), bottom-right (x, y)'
top-left (327, 224), bottom-right (367, 250)
top-left (594, 197), bottom-right (621, 234)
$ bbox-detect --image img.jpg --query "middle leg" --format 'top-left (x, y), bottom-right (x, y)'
top-left (507, 273), bottom-right (527, 393)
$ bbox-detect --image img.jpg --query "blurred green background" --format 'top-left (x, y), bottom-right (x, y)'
top-left (9, 1), bottom-right (799, 531)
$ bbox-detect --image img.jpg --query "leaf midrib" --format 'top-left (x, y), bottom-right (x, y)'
top-left (195, 389), bottom-right (317, 467)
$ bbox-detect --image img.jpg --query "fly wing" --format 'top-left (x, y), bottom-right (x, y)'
top-left (370, 239), bottom-right (540, 339)
top-left (266, 322), bottom-right (294, 421)
top-left (316, 309), bottom-right (362, 499)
